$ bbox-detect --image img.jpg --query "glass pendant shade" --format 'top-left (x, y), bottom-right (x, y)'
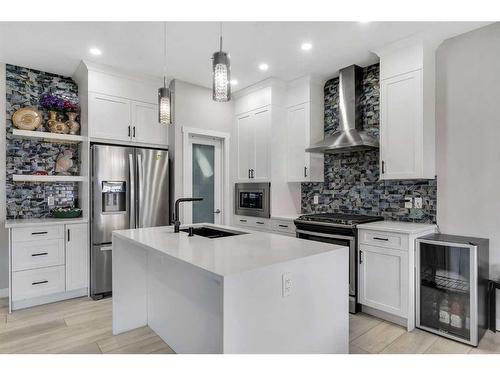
top-left (158, 84), bottom-right (171, 125)
top-left (212, 51), bottom-right (231, 102)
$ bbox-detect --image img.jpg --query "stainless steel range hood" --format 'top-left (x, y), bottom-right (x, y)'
top-left (306, 65), bottom-right (379, 154)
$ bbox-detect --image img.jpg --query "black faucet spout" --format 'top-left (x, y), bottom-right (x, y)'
top-left (173, 197), bottom-right (203, 233)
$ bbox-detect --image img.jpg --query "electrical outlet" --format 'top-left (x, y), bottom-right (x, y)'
top-left (404, 196), bottom-right (413, 209)
top-left (282, 272), bottom-right (292, 297)
top-left (414, 197), bottom-right (423, 209)
top-left (47, 195), bottom-right (55, 206)
top-left (313, 195), bottom-right (319, 205)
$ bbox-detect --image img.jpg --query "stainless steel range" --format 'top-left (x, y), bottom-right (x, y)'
top-left (294, 213), bottom-right (383, 313)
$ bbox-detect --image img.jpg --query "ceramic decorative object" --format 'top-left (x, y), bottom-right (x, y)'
top-left (65, 112), bottom-right (80, 135)
top-left (47, 110), bottom-right (69, 134)
top-left (51, 207), bottom-right (82, 219)
top-left (55, 150), bottom-right (74, 175)
top-left (11, 108), bottom-right (42, 131)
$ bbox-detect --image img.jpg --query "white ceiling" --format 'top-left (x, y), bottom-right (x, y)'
top-left (0, 21), bottom-right (490, 90)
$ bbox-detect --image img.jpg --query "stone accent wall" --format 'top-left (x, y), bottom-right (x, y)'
top-left (301, 64), bottom-right (437, 223)
top-left (5, 64), bottom-right (80, 219)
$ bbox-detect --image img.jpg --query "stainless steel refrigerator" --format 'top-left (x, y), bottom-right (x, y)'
top-left (90, 144), bottom-right (169, 299)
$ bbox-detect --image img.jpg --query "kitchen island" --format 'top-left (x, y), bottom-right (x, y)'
top-left (112, 224), bottom-right (348, 354)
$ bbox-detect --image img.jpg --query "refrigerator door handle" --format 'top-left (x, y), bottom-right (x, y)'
top-left (136, 153), bottom-right (143, 227)
top-left (128, 153), bottom-right (136, 229)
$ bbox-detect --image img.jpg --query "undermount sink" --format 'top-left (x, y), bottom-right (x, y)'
top-left (180, 226), bottom-right (243, 239)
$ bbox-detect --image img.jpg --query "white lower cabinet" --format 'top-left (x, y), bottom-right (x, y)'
top-left (234, 215), bottom-right (296, 237)
top-left (358, 244), bottom-right (408, 318)
top-left (65, 223), bottom-right (89, 292)
top-left (9, 222), bottom-right (89, 311)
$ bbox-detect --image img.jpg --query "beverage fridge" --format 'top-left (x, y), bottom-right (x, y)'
top-left (416, 233), bottom-right (489, 346)
top-left (90, 144), bottom-right (169, 299)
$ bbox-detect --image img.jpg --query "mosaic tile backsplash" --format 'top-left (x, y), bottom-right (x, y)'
top-left (301, 64), bottom-right (437, 223)
top-left (6, 64), bottom-right (80, 219)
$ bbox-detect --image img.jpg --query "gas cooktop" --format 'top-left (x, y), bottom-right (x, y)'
top-left (295, 213), bottom-right (383, 227)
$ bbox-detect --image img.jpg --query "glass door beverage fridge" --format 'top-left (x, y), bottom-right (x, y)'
top-left (416, 233), bottom-right (489, 346)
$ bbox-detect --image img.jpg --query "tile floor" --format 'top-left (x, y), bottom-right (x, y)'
top-left (1, 297), bottom-right (499, 354)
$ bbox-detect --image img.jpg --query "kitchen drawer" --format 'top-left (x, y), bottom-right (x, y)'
top-left (12, 266), bottom-right (66, 301)
top-left (359, 229), bottom-right (408, 251)
top-left (234, 216), bottom-right (271, 231)
top-left (271, 219), bottom-right (296, 234)
top-left (12, 239), bottom-right (65, 272)
top-left (12, 225), bottom-right (64, 243)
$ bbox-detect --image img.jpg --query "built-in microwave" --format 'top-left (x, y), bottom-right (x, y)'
top-left (234, 182), bottom-right (270, 218)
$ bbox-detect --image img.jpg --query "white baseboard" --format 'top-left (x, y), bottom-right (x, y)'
top-left (0, 288), bottom-right (8, 298)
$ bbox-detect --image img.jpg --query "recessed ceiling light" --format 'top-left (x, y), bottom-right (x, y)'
top-left (258, 63), bottom-right (269, 71)
top-left (89, 48), bottom-right (102, 56)
top-left (301, 42), bottom-right (313, 51)
top-left (230, 79), bottom-right (238, 85)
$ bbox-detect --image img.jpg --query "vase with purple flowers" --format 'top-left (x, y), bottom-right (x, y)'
top-left (63, 100), bottom-right (80, 135)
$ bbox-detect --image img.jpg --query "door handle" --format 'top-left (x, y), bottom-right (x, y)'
top-left (381, 160), bottom-right (385, 174)
top-left (214, 209), bottom-right (221, 214)
top-left (133, 126), bottom-right (136, 138)
top-left (248, 169), bottom-right (251, 179)
top-left (304, 166), bottom-right (308, 178)
top-left (251, 169), bottom-right (255, 178)
top-left (31, 231), bottom-right (48, 236)
top-left (136, 153), bottom-right (143, 226)
top-left (32, 280), bottom-right (48, 286)
top-left (359, 250), bottom-right (363, 264)
top-left (128, 153), bottom-right (135, 228)
top-left (31, 252), bottom-right (48, 257)
top-left (67, 228), bottom-right (70, 242)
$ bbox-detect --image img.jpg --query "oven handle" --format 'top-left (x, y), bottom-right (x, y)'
top-left (295, 229), bottom-right (355, 241)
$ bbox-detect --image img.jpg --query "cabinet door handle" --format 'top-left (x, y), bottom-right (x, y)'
top-left (278, 224), bottom-right (289, 228)
top-left (67, 229), bottom-right (70, 242)
top-left (239, 219), bottom-right (247, 223)
top-left (32, 280), bottom-right (48, 286)
top-left (31, 252), bottom-right (48, 257)
top-left (304, 166), bottom-right (308, 178)
top-left (254, 109), bottom-right (268, 115)
top-left (31, 231), bottom-right (48, 236)
top-left (128, 126), bottom-right (131, 137)
top-left (256, 221), bottom-right (265, 225)
top-left (381, 160), bottom-right (385, 174)
top-left (248, 169), bottom-right (251, 179)
top-left (359, 250), bottom-right (363, 264)
top-left (133, 126), bottom-right (136, 138)
top-left (251, 169), bottom-right (255, 178)
top-left (373, 237), bottom-right (389, 241)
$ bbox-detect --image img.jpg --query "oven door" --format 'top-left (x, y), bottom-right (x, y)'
top-left (296, 229), bottom-right (357, 312)
top-left (234, 183), bottom-right (270, 218)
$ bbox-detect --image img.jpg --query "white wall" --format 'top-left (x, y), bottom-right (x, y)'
top-left (436, 23), bottom-right (500, 322)
top-left (169, 79), bottom-right (233, 223)
top-left (0, 63), bottom-right (8, 294)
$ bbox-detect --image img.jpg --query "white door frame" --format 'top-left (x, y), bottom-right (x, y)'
top-left (182, 126), bottom-right (231, 225)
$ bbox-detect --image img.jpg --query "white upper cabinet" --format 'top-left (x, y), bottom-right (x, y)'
top-left (285, 77), bottom-right (324, 182)
top-left (131, 101), bottom-right (168, 146)
top-left (88, 92), bottom-right (131, 142)
top-left (375, 38), bottom-right (436, 180)
top-left (74, 61), bottom-right (168, 148)
top-left (236, 106), bottom-right (271, 181)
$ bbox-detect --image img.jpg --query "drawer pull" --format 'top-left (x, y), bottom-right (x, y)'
top-left (31, 231), bottom-right (48, 235)
top-left (373, 237), bottom-right (389, 241)
top-left (256, 221), bottom-right (265, 225)
top-left (31, 252), bottom-right (48, 257)
top-left (32, 280), bottom-right (48, 286)
top-left (239, 219), bottom-right (247, 223)
top-left (278, 224), bottom-right (289, 228)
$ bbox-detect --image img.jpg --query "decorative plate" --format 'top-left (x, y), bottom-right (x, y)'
top-left (12, 108), bottom-right (42, 131)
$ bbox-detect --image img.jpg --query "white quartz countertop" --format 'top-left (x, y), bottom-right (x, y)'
top-left (5, 217), bottom-right (89, 228)
top-left (357, 220), bottom-right (436, 234)
top-left (112, 223), bottom-right (346, 277)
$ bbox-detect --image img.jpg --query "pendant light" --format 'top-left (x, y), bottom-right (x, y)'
top-left (158, 22), bottom-right (172, 125)
top-left (212, 22), bottom-right (231, 102)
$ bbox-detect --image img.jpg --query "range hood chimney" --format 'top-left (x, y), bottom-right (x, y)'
top-left (306, 65), bottom-right (379, 154)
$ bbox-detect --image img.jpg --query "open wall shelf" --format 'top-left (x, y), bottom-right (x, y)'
top-left (12, 174), bottom-right (87, 183)
top-left (11, 129), bottom-right (87, 144)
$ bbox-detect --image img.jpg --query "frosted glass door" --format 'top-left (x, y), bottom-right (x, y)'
top-left (192, 144), bottom-right (215, 224)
